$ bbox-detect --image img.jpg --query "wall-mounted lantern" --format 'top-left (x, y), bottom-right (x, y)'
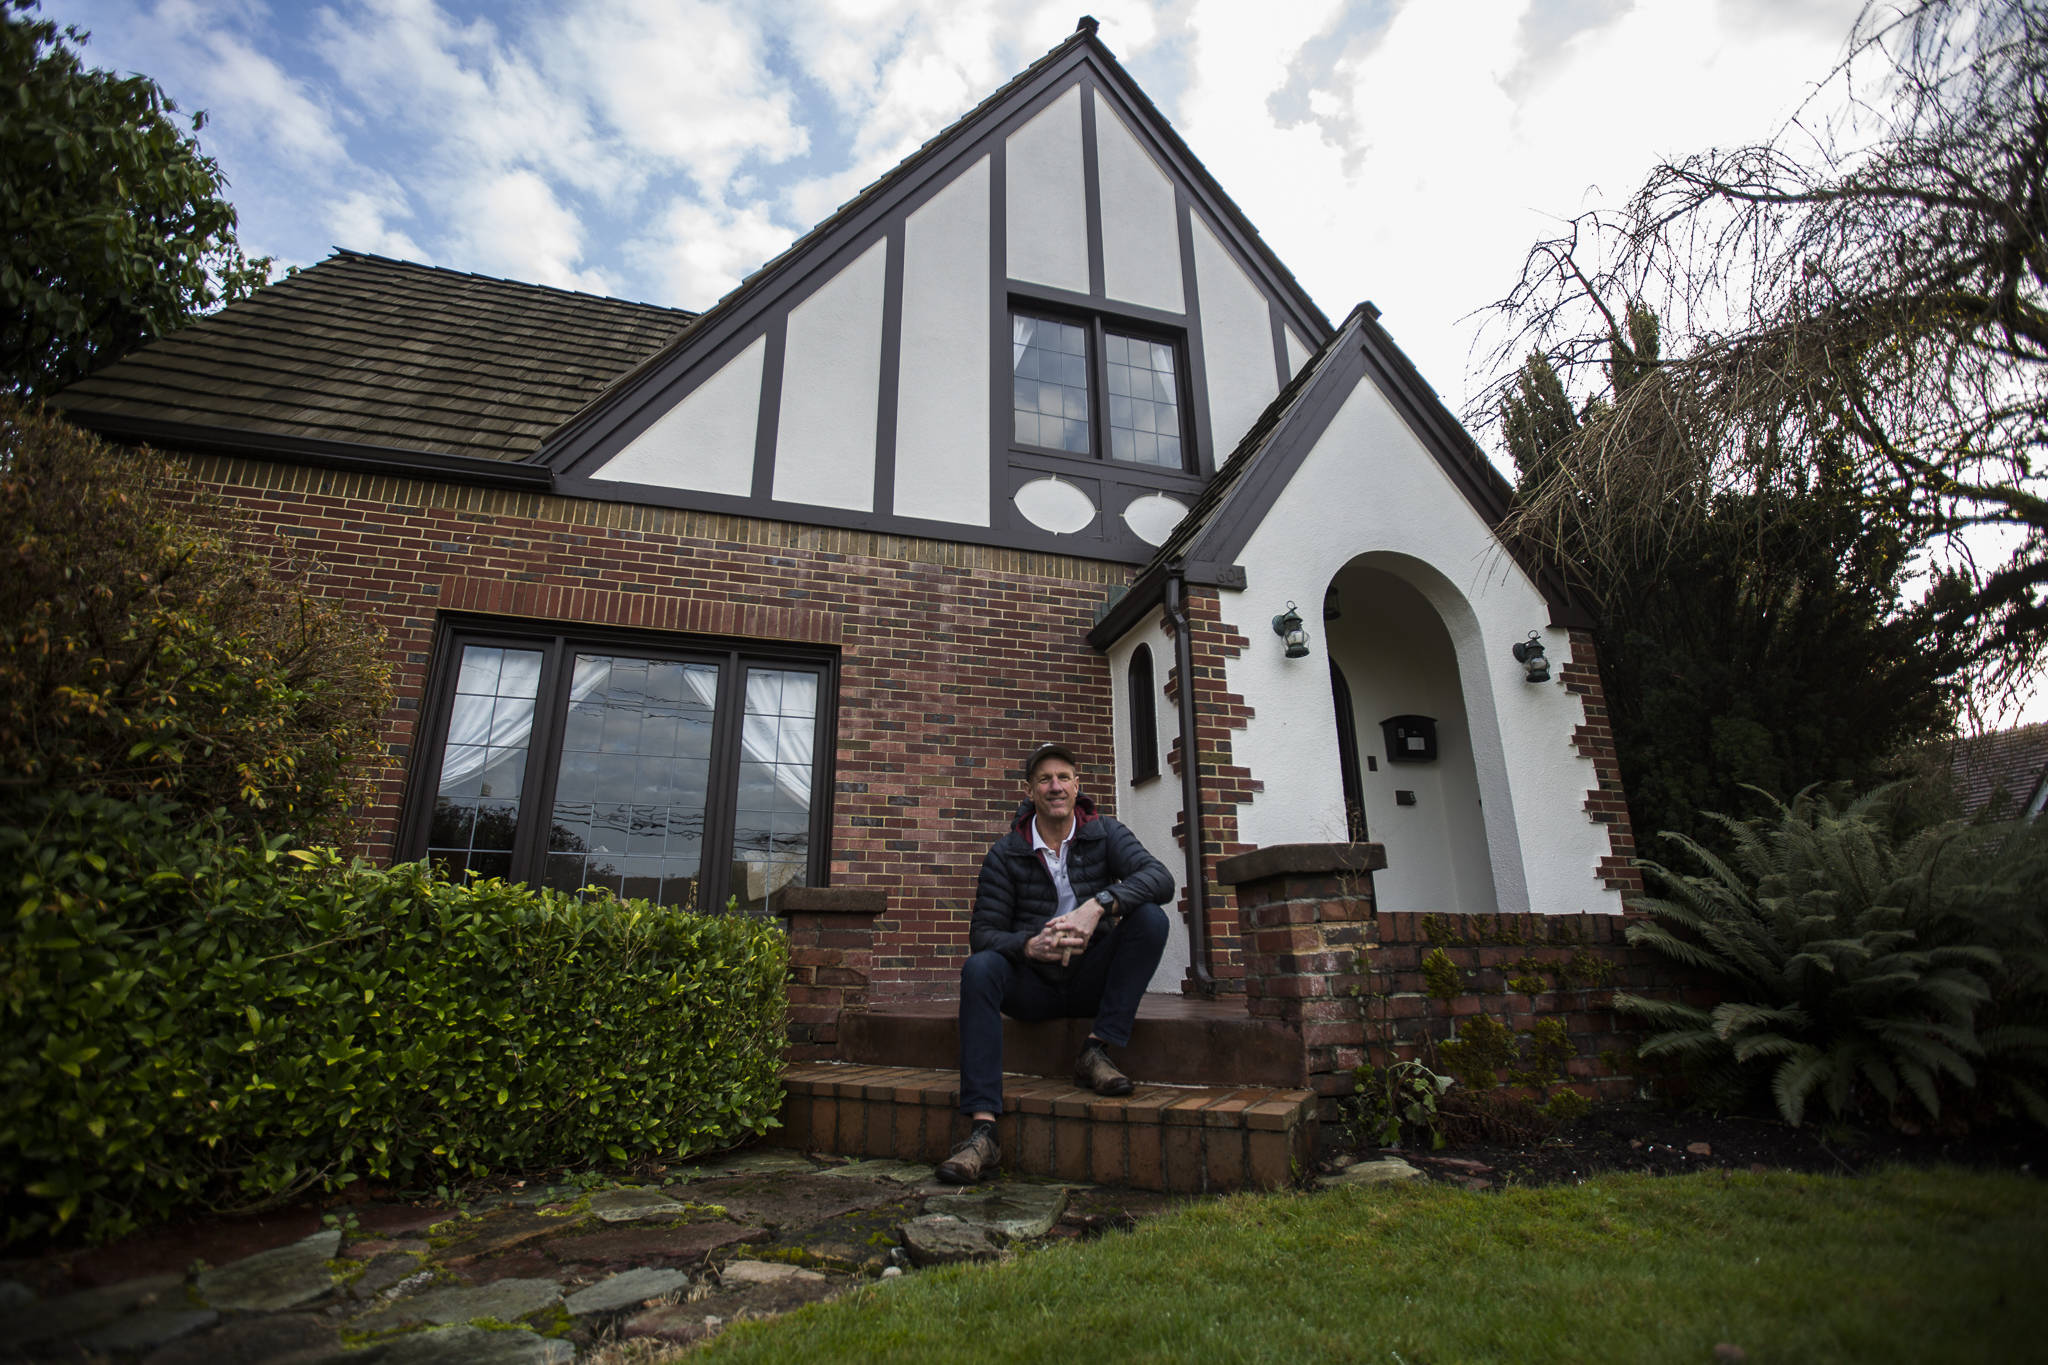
top-left (1510, 631), bottom-right (1551, 683)
top-left (1272, 602), bottom-right (1310, 659)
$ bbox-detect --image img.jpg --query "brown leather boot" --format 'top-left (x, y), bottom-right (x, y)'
top-left (935, 1126), bottom-right (1001, 1184)
top-left (1074, 1040), bottom-right (1134, 1096)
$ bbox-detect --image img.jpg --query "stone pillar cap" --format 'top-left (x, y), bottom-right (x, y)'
top-left (1216, 842), bottom-right (1387, 886)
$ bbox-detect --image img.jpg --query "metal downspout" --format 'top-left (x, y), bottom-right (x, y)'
top-left (1166, 571), bottom-right (1217, 996)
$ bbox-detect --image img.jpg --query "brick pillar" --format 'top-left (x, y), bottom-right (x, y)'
top-left (781, 887), bottom-right (886, 1061)
top-left (1217, 843), bottom-right (1385, 1121)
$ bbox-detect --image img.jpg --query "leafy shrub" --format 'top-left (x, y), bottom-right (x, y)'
top-left (1348, 1059), bottom-right (1453, 1149)
top-left (0, 792), bottom-right (790, 1245)
top-left (0, 400), bottom-right (388, 842)
top-left (1613, 787), bottom-right (2048, 1130)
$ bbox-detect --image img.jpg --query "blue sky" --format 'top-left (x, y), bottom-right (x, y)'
top-left (40, 0), bottom-right (1876, 409)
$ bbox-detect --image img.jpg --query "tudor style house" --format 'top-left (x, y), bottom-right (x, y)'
top-left (54, 20), bottom-right (1636, 1005)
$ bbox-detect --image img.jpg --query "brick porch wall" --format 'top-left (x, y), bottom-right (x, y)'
top-left (164, 453), bottom-right (1135, 997)
top-left (1220, 844), bottom-right (1706, 1121)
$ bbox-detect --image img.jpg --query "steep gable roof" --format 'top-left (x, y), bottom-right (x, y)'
top-left (1089, 302), bottom-right (1589, 647)
top-left (54, 251), bottom-right (694, 466)
top-left (542, 17), bottom-right (1332, 472)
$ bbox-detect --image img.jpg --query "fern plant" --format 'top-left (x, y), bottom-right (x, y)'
top-left (1613, 787), bottom-right (2048, 1129)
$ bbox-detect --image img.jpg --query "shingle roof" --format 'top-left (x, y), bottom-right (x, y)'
top-left (1944, 722), bottom-right (2048, 819)
top-left (53, 251), bottom-right (695, 463)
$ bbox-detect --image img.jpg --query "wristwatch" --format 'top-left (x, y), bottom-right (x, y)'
top-left (1094, 889), bottom-right (1119, 920)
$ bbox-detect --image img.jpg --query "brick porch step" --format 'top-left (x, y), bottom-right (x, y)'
top-left (771, 1063), bottom-right (1316, 1193)
top-left (836, 996), bottom-right (1307, 1088)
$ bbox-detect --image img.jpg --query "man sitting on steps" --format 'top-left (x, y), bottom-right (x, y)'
top-left (935, 740), bottom-right (1173, 1184)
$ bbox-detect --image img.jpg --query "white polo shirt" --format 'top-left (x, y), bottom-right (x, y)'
top-left (1029, 817), bottom-right (1079, 916)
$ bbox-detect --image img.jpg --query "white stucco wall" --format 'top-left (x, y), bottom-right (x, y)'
top-left (774, 238), bottom-right (888, 511)
top-left (1285, 328), bottom-right (1310, 378)
top-left (1223, 376), bottom-right (1623, 916)
top-left (1006, 85), bottom-right (1089, 293)
top-left (895, 157), bottom-right (991, 525)
top-left (1104, 622), bottom-right (1190, 992)
top-left (1095, 104), bottom-right (1183, 314)
top-left (1190, 217), bottom-right (1280, 455)
top-left (593, 334), bottom-right (763, 494)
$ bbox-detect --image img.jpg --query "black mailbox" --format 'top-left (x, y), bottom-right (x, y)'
top-left (1380, 714), bottom-right (1438, 764)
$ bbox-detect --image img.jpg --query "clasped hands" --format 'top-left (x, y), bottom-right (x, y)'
top-left (1025, 905), bottom-right (1101, 964)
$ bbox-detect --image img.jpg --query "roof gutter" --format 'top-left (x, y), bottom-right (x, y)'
top-left (61, 412), bottom-right (557, 491)
top-left (1164, 569), bottom-right (1217, 996)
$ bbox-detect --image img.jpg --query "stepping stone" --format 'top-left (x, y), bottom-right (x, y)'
top-left (587, 1188), bottom-right (691, 1223)
top-left (74, 1307), bottom-right (218, 1353)
top-left (547, 1220), bottom-right (765, 1267)
top-left (469, 1185), bottom-right (582, 1212)
top-left (350, 1251), bottom-right (429, 1299)
top-left (667, 1150), bottom-right (817, 1182)
top-left (563, 1267), bottom-right (690, 1316)
top-left (352, 1277), bottom-right (562, 1330)
top-left (622, 1304), bottom-right (727, 1346)
top-left (139, 1313), bottom-right (350, 1365)
top-left (194, 1230), bottom-right (343, 1311)
top-left (816, 1158), bottom-right (939, 1184)
top-left (3, 1273), bottom-right (184, 1347)
top-left (899, 1214), bottom-right (1000, 1266)
top-left (437, 1211), bottom-right (583, 1264)
top-left (721, 1260), bottom-right (827, 1286)
top-left (699, 1173), bottom-right (902, 1230)
top-left (372, 1324), bottom-right (573, 1364)
top-left (1323, 1157), bottom-right (1425, 1187)
top-left (923, 1183), bottom-right (1068, 1240)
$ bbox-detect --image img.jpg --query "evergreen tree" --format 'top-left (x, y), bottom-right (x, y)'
top-left (1502, 310), bottom-right (1964, 856)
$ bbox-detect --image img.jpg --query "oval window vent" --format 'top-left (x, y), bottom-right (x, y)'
top-left (1013, 476), bottom-right (1097, 534)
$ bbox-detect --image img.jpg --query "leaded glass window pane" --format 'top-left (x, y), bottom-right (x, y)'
top-left (546, 652), bottom-right (717, 911)
top-left (1105, 328), bottom-right (1184, 468)
top-left (729, 666), bottom-right (816, 916)
top-left (427, 645), bottom-right (545, 883)
top-left (1012, 312), bottom-right (1091, 454)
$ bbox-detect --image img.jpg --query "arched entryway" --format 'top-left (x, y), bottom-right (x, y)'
top-left (1323, 555), bottom-right (1498, 914)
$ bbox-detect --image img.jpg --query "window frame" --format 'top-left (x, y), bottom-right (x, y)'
top-left (1008, 300), bottom-right (1194, 474)
top-left (397, 615), bottom-right (837, 915)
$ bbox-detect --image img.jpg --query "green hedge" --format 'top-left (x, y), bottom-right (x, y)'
top-left (1, 793), bottom-right (790, 1245)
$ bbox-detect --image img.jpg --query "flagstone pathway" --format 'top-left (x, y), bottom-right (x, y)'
top-left (0, 1146), bottom-right (1212, 1362)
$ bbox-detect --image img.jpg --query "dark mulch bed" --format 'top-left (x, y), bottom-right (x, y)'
top-left (1335, 1099), bottom-right (2045, 1191)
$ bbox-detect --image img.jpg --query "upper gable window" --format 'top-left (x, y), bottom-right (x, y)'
top-left (1011, 309), bottom-right (1187, 471)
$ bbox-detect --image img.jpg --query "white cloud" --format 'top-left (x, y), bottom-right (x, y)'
top-left (631, 197), bottom-right (807, 310)
top-left (452, 170), bottom-right (611, 293)
top-left (537, 0), bottom-right (810, 197)
top-left (325, 184), bottom-right (426, 262)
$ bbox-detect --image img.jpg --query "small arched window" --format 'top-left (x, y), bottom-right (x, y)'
top-left (1128, 645), bottom-right (1159, 783)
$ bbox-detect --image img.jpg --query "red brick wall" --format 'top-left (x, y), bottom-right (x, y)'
top-left (172, 453), bottom-right (1131, 998)
top-left (1564, 628), bottom-right (1644, 895)
top-left (1224, 848), bottom-right (1719, 1119)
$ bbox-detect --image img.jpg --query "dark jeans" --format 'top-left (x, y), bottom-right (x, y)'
top-left (957, 902), bottom-right (1171, 1116)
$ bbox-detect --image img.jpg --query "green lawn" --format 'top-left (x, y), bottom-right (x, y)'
top-left (699, 1167), bottom-right (2041, 1364)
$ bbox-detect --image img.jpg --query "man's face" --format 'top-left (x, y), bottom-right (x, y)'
top-left (1028, 758), bottom-right (1080, 825)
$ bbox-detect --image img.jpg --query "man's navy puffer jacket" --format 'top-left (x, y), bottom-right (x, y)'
top-left (970, 795), bottom-right (1175, 982)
